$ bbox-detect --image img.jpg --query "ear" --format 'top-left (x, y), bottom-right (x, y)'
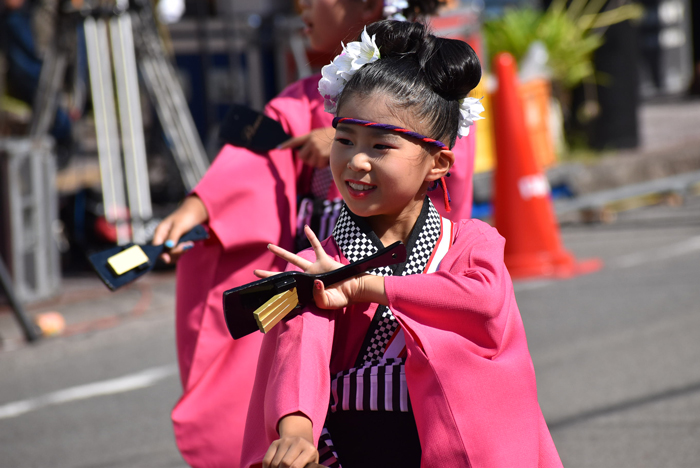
top-left (359, 0), bottom-right (385, 25)
top-left (425, 149), bottom-right (455, 183)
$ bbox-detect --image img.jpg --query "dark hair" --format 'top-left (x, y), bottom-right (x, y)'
top-left (337, 20), bottom-right (482, 148)
top-left (403, 0), bottom-right (444, 20)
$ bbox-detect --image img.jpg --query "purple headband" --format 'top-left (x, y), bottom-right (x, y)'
top-left (332, 117), bottom-right (449, 150)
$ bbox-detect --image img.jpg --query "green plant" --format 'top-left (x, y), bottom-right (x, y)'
top-left (483, 0), bottom-right (644, 89)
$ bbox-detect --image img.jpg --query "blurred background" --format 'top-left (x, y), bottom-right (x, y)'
top-left (1, 0), bottom-right (700, 466)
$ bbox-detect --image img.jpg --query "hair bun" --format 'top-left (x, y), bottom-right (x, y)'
top-left (366, 21), bottom-right (481, 101)
top-left (365, 20), bottom-right (427, 57)
top-left (340, 20), bottom-right (483, 147)
top-left (420, 37), bottom-right (481, 100)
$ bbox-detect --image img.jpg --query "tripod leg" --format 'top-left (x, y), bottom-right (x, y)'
top-left (155, 53), bottom-right (209, 181)
top-left (110, 13), bottom-right (152, 244)
top-left (84, 16), bottom-right (131, 245)
top-left (138, 56), bottom-right (198, 191)
top-left (29, 48), bottom-right (68, 139)
top-left (0, 257), bottom-right (40, 342)
top-left (131, 8), bottom-right (209, 191)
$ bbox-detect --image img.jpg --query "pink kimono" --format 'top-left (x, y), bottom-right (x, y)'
top-left (170, 74), bottom-right (476, 468)
top-left (241, 218), bottom-right (563, 468)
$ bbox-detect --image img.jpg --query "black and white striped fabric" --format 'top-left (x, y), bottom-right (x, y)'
top-left (325, 198), bottom-right (443, 409)
top-left (331, 200), bottom-right (443, 365)
top-left (330, 358), bottom-right (409, 413)
top-left (318, 428), bottom-right (341, 467)
top-left (295, 164), bottom-right (342, 251)
top-left (318, 198), bottom-right (446, 468)
top-left (296, 197), bottom-right (344, 251)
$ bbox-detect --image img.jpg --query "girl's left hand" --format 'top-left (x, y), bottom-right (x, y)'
top-left (255, 225), bottom-right (362, 309)
top-left (277, 127), bottom-right (335, 168)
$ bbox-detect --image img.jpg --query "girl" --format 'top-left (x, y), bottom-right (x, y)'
top-left (242, 21), bottom-right (563, 468)
top-left (151, 1), bottom-right (476, 467)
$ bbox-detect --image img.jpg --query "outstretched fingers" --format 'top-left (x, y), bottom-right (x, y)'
top-left (267, 243), bottom-right (313, 271)
top-left (304, 225), bottom-right (328, 260)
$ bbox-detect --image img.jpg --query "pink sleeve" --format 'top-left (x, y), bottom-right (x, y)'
top-left (384, 220), bottom-right (510, 352)
top-left (240, 243), bottom-right (341, 468)
top-left (263, 305), bottom-right (335, 441)
top-left (192, 145), bottom-right (298, 251)
top-left (265, 74), bottom-right (330, 137)
top-left (240, 303), bottom-right (334, 468)
top-left (191, 79), bottom-right (320, 252)
top-left (263, 245), bottom-right (337, 441)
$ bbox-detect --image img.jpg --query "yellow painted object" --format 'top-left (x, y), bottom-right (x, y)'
top-left (254, 288), bottom-right (299, 333)
top-left (107, 245), bottom-right (149, 276)
top-left (519, 78), bottom-right (557, 170)
top-left (470, 78), bottom-right (496, 174)
top-left (471, 75), bottom-right (558, 174)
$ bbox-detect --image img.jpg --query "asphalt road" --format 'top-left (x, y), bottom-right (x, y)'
top-left (526, 194), bottom-right (700, 468)
top-left (1, 195), bottom-right (699, 468)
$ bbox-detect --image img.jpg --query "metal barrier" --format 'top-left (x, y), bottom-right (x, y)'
top-left (0, 137), bottom-right (61, 304)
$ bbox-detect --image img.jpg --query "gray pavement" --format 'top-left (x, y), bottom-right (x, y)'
top-left (521, 195), bottom-right (700, 467)
top-left (0, 275), bottom-right (187, 468)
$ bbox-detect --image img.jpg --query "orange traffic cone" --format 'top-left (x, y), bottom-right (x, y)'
top-left (492, 53), bottom-right (602, 279)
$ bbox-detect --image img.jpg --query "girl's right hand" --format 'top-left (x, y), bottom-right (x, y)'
top-left (263, 413), bottom-right (318, 468)
top-left (256, 226), bottom-right (388, 309)
top-left (152, 195), bottom-right (209, 264)
top-left (255, 226), bottom-right (362, 309)
top-left (278, 127), bottom-right (335, 168)
top-left (262, 436), bottom-right (319, 468)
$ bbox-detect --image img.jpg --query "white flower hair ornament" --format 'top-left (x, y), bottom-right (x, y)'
top-left (457, 97), bottom-right (485, 137)
top-left (318, 28), bottom-right (381, 114)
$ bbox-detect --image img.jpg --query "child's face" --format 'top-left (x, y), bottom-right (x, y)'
top-left (298, 0), bottom-right (382, 54)
top-left (331, 94), bottom-right (448, 227)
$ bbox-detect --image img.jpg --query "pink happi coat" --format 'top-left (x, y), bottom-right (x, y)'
top-left (241, 219), bottom-right (563, 468)
top-left (170, 74), bottom-right (476, 468)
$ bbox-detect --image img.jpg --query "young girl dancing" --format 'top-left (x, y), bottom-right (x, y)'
top-left (150, 1), bottom-right (476, 467)
top-left (241, 20), bottom-right (563, 468)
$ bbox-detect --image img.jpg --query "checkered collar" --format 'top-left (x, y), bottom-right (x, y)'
top-left (332, 197), bottom-right (442, 277)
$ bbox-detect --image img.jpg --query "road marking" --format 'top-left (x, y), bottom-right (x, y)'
top-left (611, 235), bottom-right (700, 269)
top-left (0, 364), bottom-right (177, 420)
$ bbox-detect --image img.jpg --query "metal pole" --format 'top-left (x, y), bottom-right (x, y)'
top-left (110, 13), bottom-right (153, 244)
top-left (84, 15), bottom-right (131, 245)
top-left (0, 257), bottom-right (40, 342)
top-left (132, 4), bottom-right (209, 190)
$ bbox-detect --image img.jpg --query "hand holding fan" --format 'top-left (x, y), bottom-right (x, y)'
top-left (223, 241), bottom-right (406, 339)
top-left (89, 225), bottom-right (209, 291)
